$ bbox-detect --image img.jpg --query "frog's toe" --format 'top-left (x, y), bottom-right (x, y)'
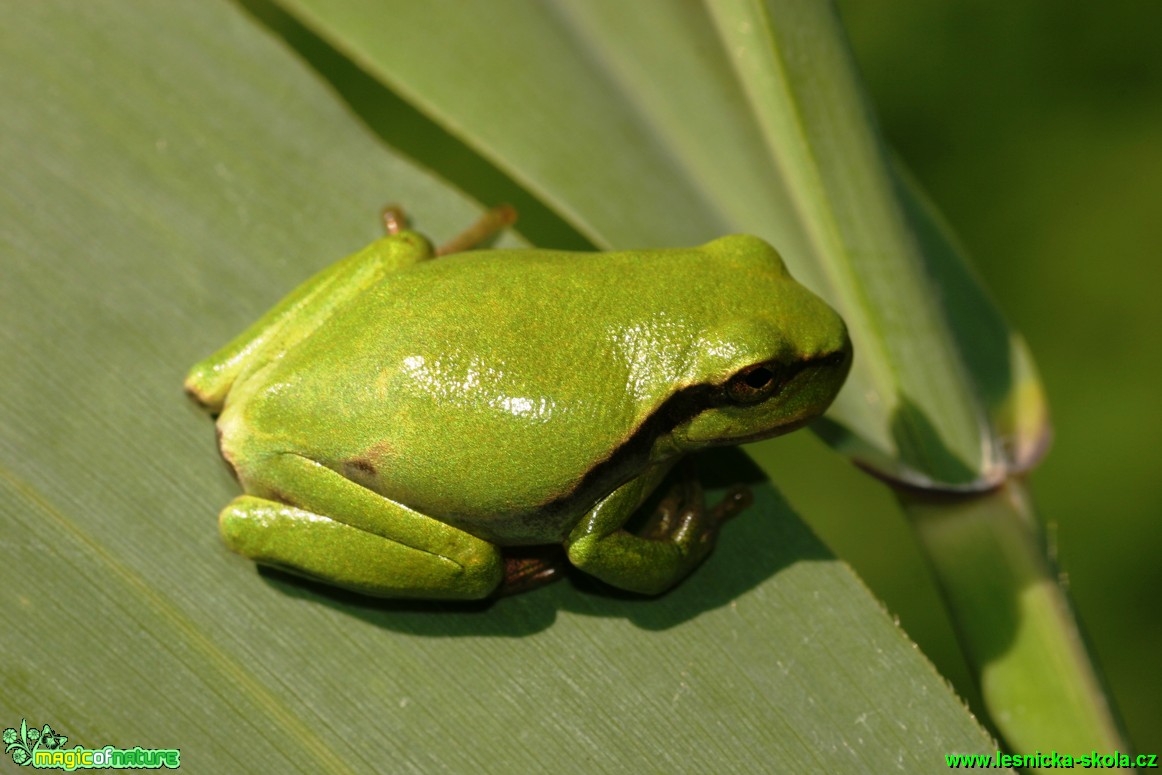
top-left (496, 545), bottom-right (568, 596)
top-left (710, 486), bottom-right (753, 526)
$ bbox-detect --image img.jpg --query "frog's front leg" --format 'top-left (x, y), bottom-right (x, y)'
top-left (219, 454), bottom-right (502, 599)
top-left (565, 462), bottom-right (752, 595)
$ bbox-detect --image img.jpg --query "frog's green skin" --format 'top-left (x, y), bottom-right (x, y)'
top-left (186, 226), bottom-right (851, 599)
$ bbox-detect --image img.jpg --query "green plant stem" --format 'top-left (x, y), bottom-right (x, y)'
top-left (903, 482), bottom-right (1131, 768)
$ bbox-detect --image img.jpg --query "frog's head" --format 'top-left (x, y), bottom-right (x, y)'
top-left (665, 236), bottom-right (853, 452)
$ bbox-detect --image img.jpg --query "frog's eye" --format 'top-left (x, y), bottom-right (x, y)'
top-left (725, 363), bottom-right (784, 404)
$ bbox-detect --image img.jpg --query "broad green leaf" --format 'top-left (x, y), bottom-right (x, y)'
top-left (0, 0), bottom-right (1003, 770)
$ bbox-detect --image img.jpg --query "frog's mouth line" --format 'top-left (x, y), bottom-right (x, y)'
top-left (722, 415), bottom-right (814, 446)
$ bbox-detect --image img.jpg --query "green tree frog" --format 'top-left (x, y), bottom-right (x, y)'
top-left (186, 207), bottom-right (852, 599)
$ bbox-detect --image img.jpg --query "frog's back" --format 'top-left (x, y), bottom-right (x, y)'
top-left (232, 240), bottom-right (777, 543)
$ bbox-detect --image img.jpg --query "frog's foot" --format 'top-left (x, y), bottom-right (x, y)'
top-left (496, 545), bottom-right (568, 597)
top-left (565, 461), bottom-right (755, 596)
top-left (640, 465), bottom-right (752, 554)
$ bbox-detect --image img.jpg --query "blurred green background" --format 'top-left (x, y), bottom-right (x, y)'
top-left (756, 0), bottom-right (1161, 753)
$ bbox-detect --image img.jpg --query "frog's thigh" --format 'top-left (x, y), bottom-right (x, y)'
top-left (221, 454), bottom-right (502, 599)
top-left (186, 232), bottom-right (433, 411)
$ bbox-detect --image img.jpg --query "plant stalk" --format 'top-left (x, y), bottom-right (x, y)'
top-left (903, 482), bottom-right (1132, 768)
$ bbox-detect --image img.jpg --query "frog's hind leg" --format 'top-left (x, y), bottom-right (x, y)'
top-left (220, 495), bottom-right (502, 599)
top-left (219, 453), bottom-right (503, 599)
top-left (185, 231), bottom-right (434, 412)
